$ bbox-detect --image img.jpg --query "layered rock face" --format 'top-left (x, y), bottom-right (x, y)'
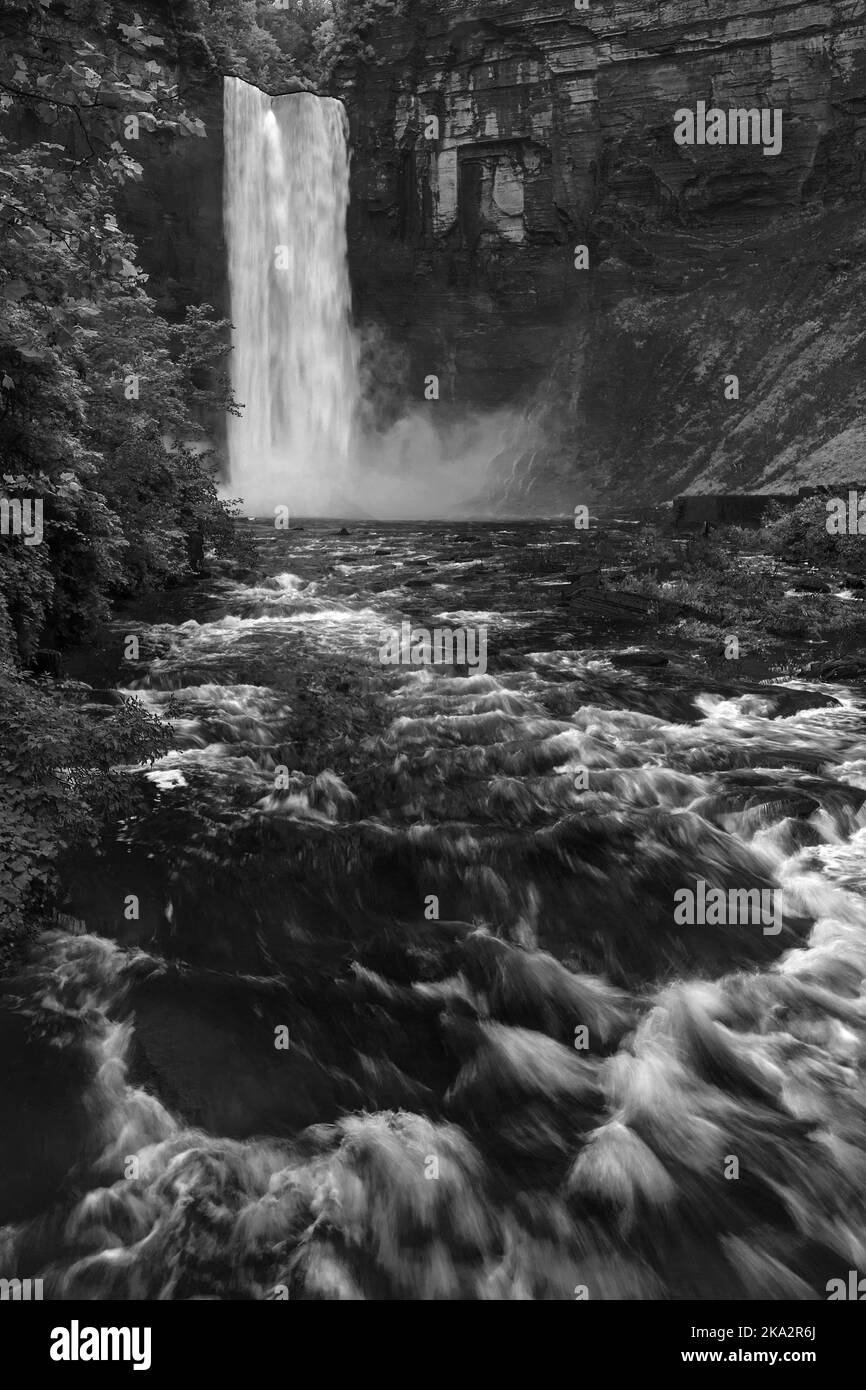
top-left (343, 0), bottom-right (866, 510)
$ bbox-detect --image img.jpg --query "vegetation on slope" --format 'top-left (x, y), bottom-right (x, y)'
top-left (0, 0), bottom-right (325, 961)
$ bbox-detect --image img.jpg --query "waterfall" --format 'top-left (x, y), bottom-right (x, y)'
top-left (223, 76), bottom-right (359, 517)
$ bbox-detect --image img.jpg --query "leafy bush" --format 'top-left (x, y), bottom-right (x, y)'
top-left (0, 660), bottom-right (171, 968)
top-left (758, 496), bottom-right (866, 574)
top-left (173, 0), bottom-right (330, 89)
top-left (0, 1), bottom-right (251, 963)
top-left (0, 9), bottom-right (246, 664)
top-left (312, 0), bottom-right (407, 83)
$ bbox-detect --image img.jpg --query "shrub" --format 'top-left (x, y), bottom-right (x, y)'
top-left (759, 496), bottom-right (866, 574)
top-left (0, 661), bottom-right (171, 968)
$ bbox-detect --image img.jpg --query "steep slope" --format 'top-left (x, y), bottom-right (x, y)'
top-left (343, 0), bottom-right (866, 509)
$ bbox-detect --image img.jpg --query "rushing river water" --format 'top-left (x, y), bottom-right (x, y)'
top-left (2, 520), bottom-right (866, 1301)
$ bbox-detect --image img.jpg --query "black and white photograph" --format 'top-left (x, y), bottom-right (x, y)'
top-left (1, 0), bottom-right (866, 1349)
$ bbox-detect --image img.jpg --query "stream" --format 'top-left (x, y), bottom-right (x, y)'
top-left (2, 520), bottom-right (866, 1301)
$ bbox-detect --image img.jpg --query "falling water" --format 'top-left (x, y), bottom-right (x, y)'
top-left (223, 76), bottom-right (359, 517)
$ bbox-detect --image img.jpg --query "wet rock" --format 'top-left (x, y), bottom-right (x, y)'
top-left (565, 566), bottom-right (602, 590)
top-left (561, 590), bottom-right (653, 620)
top-left (811, 658), bottom-right (866, 681)
top-left (0, 1010), bottom-right (94, 1224)
top-left (790, 576), bottom-right (830, 593)
top-left (609, 650), bottom-right (669, 668)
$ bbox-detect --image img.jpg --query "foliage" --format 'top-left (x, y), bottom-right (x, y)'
top-left (0, 1), bottom-right (245, 661)
top-left (169, 0), bottom-right (405, 89)
top-left (0, 657), bottom-right (172, 967)
top-left (758, 496), bottom-right (866, 575)
top-left (310, 0), bottom-right (407, 84)
top-left (171, 0), bottom-right (330, 89)
top-left (0, 0), bottom-right (250, 963)
top-left (622, 509), bottom-right (866, 670)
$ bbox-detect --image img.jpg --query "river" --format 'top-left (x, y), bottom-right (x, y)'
top-left (2, 518), bottom-right (865, 1300)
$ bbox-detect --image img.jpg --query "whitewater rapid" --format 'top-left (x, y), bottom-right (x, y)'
top-left (2, 523), bottom-right (866, 1300)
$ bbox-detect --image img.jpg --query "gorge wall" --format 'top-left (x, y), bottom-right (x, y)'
top-left (341, 0), bottom-right (866, 512)
top-left (116, 79), bottom-right (227, 327)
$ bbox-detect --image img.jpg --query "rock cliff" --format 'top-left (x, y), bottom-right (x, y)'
top-left (342, 0), bottom-right (866, 510)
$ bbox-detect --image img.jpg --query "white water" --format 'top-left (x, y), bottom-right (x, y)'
top-left (223, 77), bottom-right (360, 517)
top-left (4, 529), bottom-right (866, 1298)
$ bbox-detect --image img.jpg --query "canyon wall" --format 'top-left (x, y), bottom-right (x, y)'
top-left (38, 1), bottom-right (866, 511)
top-left (342, 0), bottom-right (866, 510)
top-left (116, 80), bottom-right (227, 327)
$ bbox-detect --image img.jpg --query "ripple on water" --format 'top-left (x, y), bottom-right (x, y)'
top-left (3, 527), bottom-right (866, 1299)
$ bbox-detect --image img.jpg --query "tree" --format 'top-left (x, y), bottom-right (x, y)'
top-left (0, 0), bottom-right (246, 958)
top-left (0, 0), bottom-right (241, 659)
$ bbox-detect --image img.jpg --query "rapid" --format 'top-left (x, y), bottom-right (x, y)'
top-left (1, 520), bottom-right (865, 1301)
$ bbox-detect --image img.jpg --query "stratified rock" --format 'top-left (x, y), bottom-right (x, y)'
top-left (344, 0), bottom-right (866, 510)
